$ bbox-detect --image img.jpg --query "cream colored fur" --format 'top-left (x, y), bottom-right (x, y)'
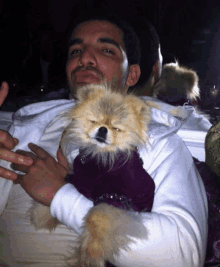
top-left (60, 84), bottom-right (151, 168)
top-left (67, 204), bottom-right (147, 267)
top-left (29, 201), bottom-right (59, 230)
top-left (153, 62), bottom-right (200, 101)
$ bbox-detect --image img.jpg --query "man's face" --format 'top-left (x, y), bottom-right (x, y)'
top-left (66, 20), bottom-right (130, 96)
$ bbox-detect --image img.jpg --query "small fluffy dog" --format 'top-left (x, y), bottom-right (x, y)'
top-left (153, 61), bottom-right (200, 104)
top-left (30, 84), bottom-right (155, 267)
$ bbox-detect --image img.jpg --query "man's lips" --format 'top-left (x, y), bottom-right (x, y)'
top-left (75, 70), bottom-right (100, 78)
top-left (71, 68), bottom-right (103, 83)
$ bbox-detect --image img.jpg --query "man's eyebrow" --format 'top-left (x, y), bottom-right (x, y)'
top-left (98, 38), bottom-right (121, 50)
top-left (68, 38), bottom-right (82, 48)
top-left (68, 37), bottom-right (122, 50)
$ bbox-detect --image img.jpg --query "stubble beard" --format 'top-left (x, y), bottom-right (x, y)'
top-left (68, 74), bottom-right (128, 98)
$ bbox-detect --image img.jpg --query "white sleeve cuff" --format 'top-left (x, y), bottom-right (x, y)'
top-left (50, 183), bottom-right (94, 234)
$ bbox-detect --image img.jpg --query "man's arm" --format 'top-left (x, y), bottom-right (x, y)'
top-left (113, 136), bottom-right (208, 267)
top-left (51, 135), bottom-right (208, 266)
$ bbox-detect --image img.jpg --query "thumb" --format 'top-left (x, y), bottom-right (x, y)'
top-left (57, 147), bottom-right (70, 172)
top-left (0, 81), bottom-right (9, 107)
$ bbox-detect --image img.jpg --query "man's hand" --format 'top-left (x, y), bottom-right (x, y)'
top-left (0, 131), bottom-right (33, 180)
top-left (11, 143), bottom-right (70, 206)
top-left (0, 81), bottom-right (34, 179)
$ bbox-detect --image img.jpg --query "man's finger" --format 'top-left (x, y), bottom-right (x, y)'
top-left (16, 149), bottom-right (37, 160)
top-left (57, 147), bottom-right (70, 171)
top-left (28, 143), bottom-right (50, 159)
top-left (11, 162), bottom-right (30, 173)
top-left (0, 166), bottom-right (17, 180)
top-left (0, 81), bottom-right (9, 107)
top-left (0, 148), bottom-right (33, 165)
top-left (0, 130), bottom-right (18, 150)
top-left (13, 174), bottom-right (24, 184)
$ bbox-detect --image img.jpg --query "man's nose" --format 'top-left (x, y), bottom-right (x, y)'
top-left (79, 46), bottom-right (97, 67)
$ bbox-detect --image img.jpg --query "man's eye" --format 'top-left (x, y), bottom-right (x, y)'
top-left (70, 49), bottom-right (81, 55)
top-left (103, 49), bottom-right (114, 55)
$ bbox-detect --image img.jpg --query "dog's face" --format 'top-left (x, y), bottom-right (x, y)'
top-left (66, 84), bottom-right (150, 154)
top-left (75, 102), bottom-right (138, 151)
top-left (61, 85), bottom-right (150, 161)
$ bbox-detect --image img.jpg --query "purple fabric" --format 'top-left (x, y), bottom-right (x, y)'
top-left (66, 150), bottom-right (155, 212)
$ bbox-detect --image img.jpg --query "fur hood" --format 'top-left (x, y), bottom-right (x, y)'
top-left (152, 62), bottom-right (200, 104)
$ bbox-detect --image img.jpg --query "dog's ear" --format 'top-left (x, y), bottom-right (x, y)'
top-left (125, 96), bottom-right (151, 126)
top-left (136, 101), bottom-right (151, 124)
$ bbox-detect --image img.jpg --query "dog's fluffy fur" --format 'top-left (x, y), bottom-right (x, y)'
top-left (30, 84), bottom-right (152, 266)
top-left (67, 203), bottom-right (147, 267)
top-left (61, 84), bottom-right (151, 168)
top-left (153, 62), bottom-right (200, 102)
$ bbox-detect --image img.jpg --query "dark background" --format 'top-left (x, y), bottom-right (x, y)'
top-left (1, 0), bottom-right (220, 110)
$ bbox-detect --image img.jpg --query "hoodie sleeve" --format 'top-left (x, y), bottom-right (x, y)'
top-left (50, 133), bottom-right (208, 267)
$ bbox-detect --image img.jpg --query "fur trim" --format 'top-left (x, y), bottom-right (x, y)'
top-left (153, 62), bottom-right (200, 101)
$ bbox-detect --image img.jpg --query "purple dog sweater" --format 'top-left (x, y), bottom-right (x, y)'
top-left (65, 150), bottom-right (155, 212)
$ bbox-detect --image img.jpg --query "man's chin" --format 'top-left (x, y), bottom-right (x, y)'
top-left (68, 76), bottom-right (126, 97)
top-left (69, 81), bottom-right (103, 98)
top-left (76, 81), bottom-right (100, 86)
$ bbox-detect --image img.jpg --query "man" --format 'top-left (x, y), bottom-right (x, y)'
top-left (0, 12), bottom-right (209, 266)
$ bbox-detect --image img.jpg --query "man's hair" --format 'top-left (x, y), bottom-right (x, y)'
top-left (130, 17), bottom-right (160, 86)
top-left (66, 10), bottom-right (141, 66)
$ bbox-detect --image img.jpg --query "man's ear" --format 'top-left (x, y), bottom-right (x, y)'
top-left (126, 64), bottom-right (141, 87)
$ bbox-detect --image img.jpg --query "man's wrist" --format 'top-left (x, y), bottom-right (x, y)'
top-left (50, 183), bottom-right (94, 233)
top-left (37, 180), bottom-right (66, 206)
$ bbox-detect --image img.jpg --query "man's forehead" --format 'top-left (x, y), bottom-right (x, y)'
top-left (70, 20), bottom-right (125, 46)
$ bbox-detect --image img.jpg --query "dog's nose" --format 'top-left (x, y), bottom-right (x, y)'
top-left (98, 127), bottom-right (107, 134)
top-left (96, 127), bottom-right (107, 143)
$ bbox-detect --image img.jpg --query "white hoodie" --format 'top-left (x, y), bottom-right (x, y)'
top-left (0, 98), bottom-right (211, 266)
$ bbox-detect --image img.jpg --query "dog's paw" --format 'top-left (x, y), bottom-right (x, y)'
top-left (30, 202), bottom-right (59, 231)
